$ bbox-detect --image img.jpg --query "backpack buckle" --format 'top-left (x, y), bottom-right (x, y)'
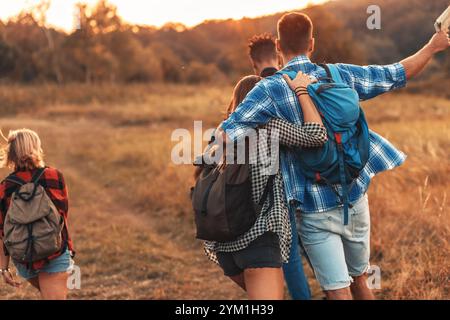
top-left (334, 133), bottom-right (342, 144)
top-left (334, 133), bottom-right (343, 151)
top-left (315, 172), bottom-right (322, 183)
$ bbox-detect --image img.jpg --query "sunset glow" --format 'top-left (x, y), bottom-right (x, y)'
top-left (0, 0), bottom-right (329, 31)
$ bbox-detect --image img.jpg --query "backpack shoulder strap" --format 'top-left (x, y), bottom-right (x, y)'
top-left (11, 168), bottom-right (46, 202)
top-left (320, 64), bottom-right (344, 84)
top-left (327, 64), bottom-right (344, 83)
top-left (5, 175), bottom-right (26, 187)
top-left (31, 167), bottom-right (46, 185)
top-left (276, 68), bottom-right (298, 80)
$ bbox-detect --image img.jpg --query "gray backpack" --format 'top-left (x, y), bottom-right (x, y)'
top-left (3, 168), bottom-right (64, 267)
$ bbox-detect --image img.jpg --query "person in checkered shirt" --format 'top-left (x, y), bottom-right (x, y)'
top-left (247, 33), bottom-right (313, 300)
top-left (198, 72), bottom-right (327, 300)
top-left (0, 129), bottom-right (74, 300)
top-left (219, 13), bottom-right (450, 300)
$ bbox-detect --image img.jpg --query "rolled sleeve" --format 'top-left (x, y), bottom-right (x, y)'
top-left (388, 62), bottom-right (407, 88)
top-left (337, 62), bottom-right (407, 101)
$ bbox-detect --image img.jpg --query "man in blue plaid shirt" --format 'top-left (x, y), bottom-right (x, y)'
top-left (219, 13), bottom-right (450, 299)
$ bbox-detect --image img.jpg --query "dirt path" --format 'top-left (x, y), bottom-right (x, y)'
top-left (0, 117), bottom-right (245, 300)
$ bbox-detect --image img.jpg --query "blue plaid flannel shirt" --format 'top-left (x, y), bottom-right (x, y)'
top-left (221, 55), bottom-right (407, 213)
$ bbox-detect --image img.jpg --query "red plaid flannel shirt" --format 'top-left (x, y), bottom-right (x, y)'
top-left (0, 167), bottom-right (74, 270)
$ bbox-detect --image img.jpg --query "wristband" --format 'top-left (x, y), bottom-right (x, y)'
top-left (0, 267), bottom-right (11, 275)
top-left (294, 85), bottom-right (308, 91)
top-left (295, 87), bottom-right (308, 93)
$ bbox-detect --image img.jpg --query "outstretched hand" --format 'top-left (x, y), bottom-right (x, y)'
top-left (428, 29), bottom-right (450, 53)
top-left (283, 71), bottom-right (317, 92)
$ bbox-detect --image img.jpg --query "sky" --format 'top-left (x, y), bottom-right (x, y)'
top-left (0, 0), bottom-right (328, 31)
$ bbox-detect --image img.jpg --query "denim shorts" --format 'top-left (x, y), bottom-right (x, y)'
top-left (297, 194), bottom-right (370, 291)
top-left (14, 249), bottom-right (75, 280)
top-left (216, 232), bottom-right (283, 277)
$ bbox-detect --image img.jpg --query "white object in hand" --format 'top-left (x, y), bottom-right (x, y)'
top-left (435, 5), bottom-right (450, 32)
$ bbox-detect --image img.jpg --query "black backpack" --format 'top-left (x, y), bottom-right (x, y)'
top-left (191, 161), bottom-right (274, 243)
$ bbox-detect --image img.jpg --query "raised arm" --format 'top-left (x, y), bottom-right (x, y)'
top-left (400, 30), bottom-right (450, 80)
top-left (337, 30), bottom-right (449, 100)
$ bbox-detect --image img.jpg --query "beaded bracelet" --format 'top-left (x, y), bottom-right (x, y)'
top-left (0, 267), bottom-right (11, 275)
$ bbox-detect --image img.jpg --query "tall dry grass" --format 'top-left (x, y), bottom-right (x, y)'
top-left (362, 95), bottom-right (449, 299)
top-left (0, 84), bottom-right (448, 299)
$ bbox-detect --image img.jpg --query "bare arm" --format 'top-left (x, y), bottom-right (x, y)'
top-left (0, 239), bottom-right (21, 287)
top-left (0, 240), bottom-right (9, 270)
top-left (282, 72), bottom-right (324, 125)
top-left (0, 182), bottom-right (21, 287)
top-left (297, 94), bottom-right (323, 125)
top-left (401, 30), bottom-right (450, 80)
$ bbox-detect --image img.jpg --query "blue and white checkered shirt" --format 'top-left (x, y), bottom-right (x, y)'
top-left (221, 55), bottom-right (407, 213)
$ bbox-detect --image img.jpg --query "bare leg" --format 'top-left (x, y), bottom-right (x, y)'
top-left (228, 273), bottom-right (246, 291)
top-left (244, 268), bottom-right (284, 300)
top-left (325, 287), bottom-right (353, 300)
top-left (38, 272), bottom-right (68, 300)
top-left (350, 274), bottom-right (375, 300)
top-left (28, 277), bottom-right (40, 290)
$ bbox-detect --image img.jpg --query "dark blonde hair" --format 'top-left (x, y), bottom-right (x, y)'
top-left (195, 75), bottom-right (262, 181)
top-left (225, 75), bottom-right (262, 119)
top-left (0, 129), bottom-right (45, 171)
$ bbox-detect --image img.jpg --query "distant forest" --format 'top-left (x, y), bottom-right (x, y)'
top-left (0, 0), bottom-right (449, 84)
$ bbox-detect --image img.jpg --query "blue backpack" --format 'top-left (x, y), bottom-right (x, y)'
top-left (279, 64), bottom-right (370, 225)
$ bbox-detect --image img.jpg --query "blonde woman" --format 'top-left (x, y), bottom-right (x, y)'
top-left (0, 129), bottom-right (74, 300)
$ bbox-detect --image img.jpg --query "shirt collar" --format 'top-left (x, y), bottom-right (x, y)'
top-left (260, 67), bottom-right (278, 78)
top-left (283, 55), bottom-right (314, 73)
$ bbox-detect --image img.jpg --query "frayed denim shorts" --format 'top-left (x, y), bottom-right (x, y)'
top-left (297, 194), bottom-right (371, 291)
top-left (14, 249), bottom-right (74, 280)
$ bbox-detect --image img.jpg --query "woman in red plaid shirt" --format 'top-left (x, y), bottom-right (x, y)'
top-left (0, 129), bottom-right (74, 300)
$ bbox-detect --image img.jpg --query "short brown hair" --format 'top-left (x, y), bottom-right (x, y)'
top-left (277, 12), bottom-right (313, 55)
top-left (248, 33), bottom-right (277, 64)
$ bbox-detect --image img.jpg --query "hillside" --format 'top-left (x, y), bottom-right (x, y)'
top-left (1, 0), bottom-right (448, 84)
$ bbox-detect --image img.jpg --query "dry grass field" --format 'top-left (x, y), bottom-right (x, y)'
top-left (0, 83), bottom-right (448, 299)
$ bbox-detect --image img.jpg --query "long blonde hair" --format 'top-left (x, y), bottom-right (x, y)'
top-left (0, 129), bottom-right (45, 171)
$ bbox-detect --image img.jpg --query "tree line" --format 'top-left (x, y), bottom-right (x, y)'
top-left (0, 0), bottom-right (448, 84)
